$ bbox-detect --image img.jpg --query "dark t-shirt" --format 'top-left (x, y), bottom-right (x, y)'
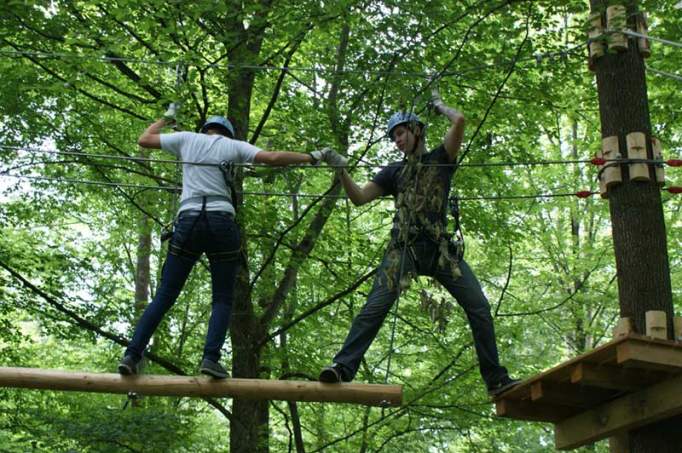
top-left (372, 144), bottom-right (456, 241)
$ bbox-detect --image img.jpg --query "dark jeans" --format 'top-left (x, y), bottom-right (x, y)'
top-left (124, 210), bottom-right (241, 363)
top-left (332, 237), bottom-right (508, 387)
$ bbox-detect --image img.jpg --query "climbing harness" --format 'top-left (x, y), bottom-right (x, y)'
top-left (447, 195), bottom-right (465, 262)
top-left (218, 160), bottom-right (239, 211)
top-left (161, 136), bottom-right (238, 244)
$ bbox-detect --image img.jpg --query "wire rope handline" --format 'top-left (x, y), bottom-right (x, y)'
top-left (3, 175), bottom-right (681, 201)
top-left (647, 67), bottom-right (682, 83)
top-left (5, 145), bottom-right (680, 170)
top-left (0, 43), bottom-right (584, 78)
top-left (617, 29), bottom-right (682, 49)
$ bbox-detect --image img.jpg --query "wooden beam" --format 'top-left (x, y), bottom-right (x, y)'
top-left (570, 363), bottom-right (665, 392)
top-left (616, 341), bottom-right (682, 372)
top-left (496, 398), bottom-right (579, 423)
top-left (530, 381), bottom-right (616, 408)
top-left (555, 374), bottom-right (682, 450)
top-left (0, 367), bottom-right (402, 407)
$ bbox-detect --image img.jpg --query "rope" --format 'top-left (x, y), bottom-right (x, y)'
top-left (5, 145), bottom-right (679, 170)
top-left (648, 67), bottom-right (682, 83)
top-left (4, 174), bottom-right (680, 201)
top-left (618, 29), bottom-right (682, 49)
top-left (0, 44), bottom-right (583, 77)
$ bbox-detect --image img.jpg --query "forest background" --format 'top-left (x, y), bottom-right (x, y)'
top-left (0, 0), bottom-right (680, 451)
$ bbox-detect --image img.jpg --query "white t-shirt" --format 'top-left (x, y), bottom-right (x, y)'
top-left (160, 132), bottom-right (261, 215)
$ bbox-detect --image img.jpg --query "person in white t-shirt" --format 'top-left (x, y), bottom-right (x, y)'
top-left (118, 112), bottom-right (343, 378)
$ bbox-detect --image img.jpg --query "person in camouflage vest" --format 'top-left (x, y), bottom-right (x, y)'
top-left (319, 92), bottom-right (518, 397)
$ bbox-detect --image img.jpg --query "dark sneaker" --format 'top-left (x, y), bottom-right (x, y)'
top-left (200, 358), bottom-right (229, 379)
top-left (319, 363), bottom-right (351, 383)
top-left (487, 376), bottom-right (521, 398)
top-left (118, 355), bottom-right (140, 376)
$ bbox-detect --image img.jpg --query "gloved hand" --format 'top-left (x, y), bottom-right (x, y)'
top-left (163, 102), bottom-right (179, 122)
top-left (309, 148), bottom-right (330, 166)
top-left (430, 88), bottom-right (459, 119)
top-left (323, 149), bottom-right (348, 168)
top-left (430, 87), bottom-right (445, 112)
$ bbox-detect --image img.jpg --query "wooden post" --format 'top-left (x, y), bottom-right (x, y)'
top-left (0, 367), bottom-right (403, 407)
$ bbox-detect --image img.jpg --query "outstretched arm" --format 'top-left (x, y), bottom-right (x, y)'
top-left (338, 170), bottom-right (384, 206)
top-left (254, 151), bottom-right (315, 166)
top-left (432, 92), bottom-right (465, 163)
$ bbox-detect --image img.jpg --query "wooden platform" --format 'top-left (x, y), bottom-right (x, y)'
top-left (494, 334), bottom-right (682, 450)
top-left (0, 367), bottom-right (402, 407)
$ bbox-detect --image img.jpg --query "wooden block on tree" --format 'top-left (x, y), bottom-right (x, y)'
top-left (570, 363), bottom-right (664, 392)
top-left (612, 317), bottom-right (633, 339)
top-left (597, 150), bottom-right (608, 198)
top-left (530, 381), bottom-right (616, 408)
top-left (602, 136), bottom-right (622, 188)
top-left (636, 13), bottom-right (651, 58)
top-left (587, 12), bottom-right (605, 71)
top-left (554, 373), bottom-right (682, 450)
top-left (626, 132), bottom-right (650, 181)
top-left (606, 5), bottom-right (628, 52)
top-left (651, 137), bottom-right (665, 186)
top-left (496, 398), bottom-right (578, 423)
top-left (674, 316), bottom-right (682, 342)
top-left (616, 341), bottom-right (682, 372)
top-left (645, 310), bottom-right (667, 339)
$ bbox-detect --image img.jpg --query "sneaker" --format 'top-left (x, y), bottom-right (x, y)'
top-left (487, 376), bottom-right (521, 398)
top-left (200, 358), bottom-right (229, 379)
top-left (319, 363), bottom-right (351, 383)
top-left (118, 355), bottom-right (140, 376)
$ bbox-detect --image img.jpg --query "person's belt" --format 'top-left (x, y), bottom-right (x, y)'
top-left (179, 195), bottom-right (231, 209)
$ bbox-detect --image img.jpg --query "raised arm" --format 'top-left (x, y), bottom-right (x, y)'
top-left (137, 118), bottom-right (170, 149)
top-left (432, 90), bottom-right (465, 162)
top-left (138, 104), bottom-right (177, 149)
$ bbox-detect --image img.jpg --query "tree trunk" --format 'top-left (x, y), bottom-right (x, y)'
top-left (133, 150), bottom-right (153, 407)
top-left (223, 2), bottom-right (272, 450)
top-left (589, 1), bottom-right (681, 450)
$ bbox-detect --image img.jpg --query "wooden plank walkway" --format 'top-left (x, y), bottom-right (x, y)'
top-left (493, 334), bottom-right (682, 449)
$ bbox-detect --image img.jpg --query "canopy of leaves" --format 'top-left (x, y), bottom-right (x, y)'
top-left (0, 0), bottom-right (680, 451)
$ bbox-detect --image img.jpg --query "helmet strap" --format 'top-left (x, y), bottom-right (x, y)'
top-left (409, 126), bottom-right (426, 156)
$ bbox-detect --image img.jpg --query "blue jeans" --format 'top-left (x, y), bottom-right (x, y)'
top-left (332, 237), bottom-right (508, 387)
top-left (124, 210), bottom-right (241, 363)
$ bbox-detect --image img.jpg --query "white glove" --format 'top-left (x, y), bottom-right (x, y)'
top-left (431, 87), bottom-right (443, 107)
top-left (430, 88), bottom-right (459, 119)
top-left (163, 102), bottom-right (179, 121)
top-left (323, 149), bottom-right (348, 168)
top-left (430, 87), bottom-right (445, 111)
top-left (309, 148), bottom-right (330, 166)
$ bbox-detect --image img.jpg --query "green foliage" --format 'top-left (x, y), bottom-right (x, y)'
top-left (0, 0), bottom-right (680, 451)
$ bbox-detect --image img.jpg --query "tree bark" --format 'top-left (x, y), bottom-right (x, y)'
top-left (589, 1), bottom-right (681, 450)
